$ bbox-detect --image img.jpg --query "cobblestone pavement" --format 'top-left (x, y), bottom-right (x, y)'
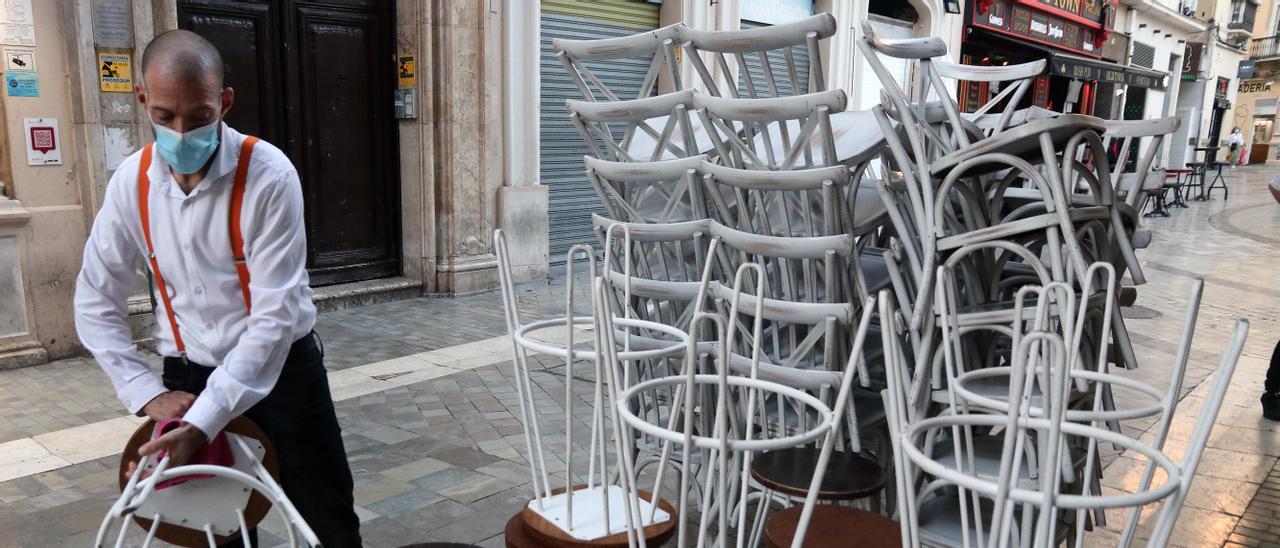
top-left (5, 166), bottom-right (1280, 546)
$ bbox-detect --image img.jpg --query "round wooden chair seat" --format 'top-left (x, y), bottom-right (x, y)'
top-left (750, 447), bottom-right (883, 501)
top-left (764, 505), bottom-right (900, 548)
top-left (508, 486), bottom-right (677, 547)
top-left (117, 416), bottom-right (279, 547)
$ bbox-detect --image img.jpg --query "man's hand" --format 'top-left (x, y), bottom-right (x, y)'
top-left (126, 423), bottom-right (208, 480)
top-left (140, 391), bottom-right (195, 421)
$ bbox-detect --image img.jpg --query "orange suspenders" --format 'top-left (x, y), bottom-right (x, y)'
top-left (137, 136), bottom-right (260, 356)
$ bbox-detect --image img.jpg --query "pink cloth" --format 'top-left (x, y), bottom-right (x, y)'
top-left (153, 418), bottom-right (235, 489)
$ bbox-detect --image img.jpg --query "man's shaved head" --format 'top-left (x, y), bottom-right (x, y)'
top-left (140, 29), bottom-right (224, 89)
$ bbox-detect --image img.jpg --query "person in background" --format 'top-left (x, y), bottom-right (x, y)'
top-left (1227, 127), bottom-right (1245, 166)
top-left (73, 29), bottom-right (361, 546)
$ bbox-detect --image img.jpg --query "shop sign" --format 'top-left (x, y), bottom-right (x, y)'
top-left (1240, 59), bottom-right (1256, 78)
top-left (1182, 43), bottom-right (1204, 81)
top-left (973, 0), bottom-right (1102, 57)
top-left (1238, 79), bottom-right (1271, 94)
top-left (1032, 0), bottom-right (1106, 22)
top-left (1126, 70), bottom-right (1164, 90)
top-left (1051, 57), bottom-right (1126, 84)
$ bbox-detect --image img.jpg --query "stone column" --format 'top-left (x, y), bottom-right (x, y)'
top-left (428, 0), bottom-right (505, 293)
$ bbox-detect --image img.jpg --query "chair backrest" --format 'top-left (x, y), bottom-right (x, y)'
top-left (682, 14), bottom-right (836, 98)
top-left (585, 155), bottom-right (708, 223)
top-left (553, 23), bottom-right (686, 102)
top-left (933, 59), bottom-right (1046, 139)
top-left (1103, 117), bottom-right (1180, 208)
top-left (696, 90), bottom-right (847, 170)
top-left (700, 160), bottom-right (852, 237)
top-left (595, 215), bottom-right (712, 337)
top-left (567, 89), bottom-right (700, 162)
top-left (706, 219), bottom-right (855, 306)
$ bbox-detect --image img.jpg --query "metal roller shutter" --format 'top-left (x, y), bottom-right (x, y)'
top-left (541, 1), bottom-right (661, 265)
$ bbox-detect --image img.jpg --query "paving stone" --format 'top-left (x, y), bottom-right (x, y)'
top-left (353, 478), bottom-right (417, 506)
top-left (437, 475), bottom-right (512, 504)
top-left (365, 486), bottom-right (447, 516)
top-left (382, 456), bottom-right (453, 482)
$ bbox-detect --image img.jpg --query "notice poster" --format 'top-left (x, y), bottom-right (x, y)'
top-left (0, 0), bottom-right (34, 46)
top-left (5, 70), bottom-right (36, 96)
top-left (24, 117), bottom-right (61, 166)
top-left (97, 52), bottom-right (132, 92)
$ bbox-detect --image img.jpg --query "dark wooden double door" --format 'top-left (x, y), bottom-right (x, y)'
top-left (178, 0), bottom-right (400, 285)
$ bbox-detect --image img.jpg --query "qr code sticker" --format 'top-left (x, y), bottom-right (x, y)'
top-left (31, 128), bottom-right (52, 149)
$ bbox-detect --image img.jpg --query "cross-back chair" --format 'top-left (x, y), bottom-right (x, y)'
top-left (696, 90), bottom-right (847, 171)
top-left (682, 13), bottom-right (835, 99)
top-left (567, 89), bottom-right (701, 162)
top-left (585, 155), bottom-right (709, 223)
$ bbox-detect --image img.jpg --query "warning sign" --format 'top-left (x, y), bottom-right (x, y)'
top-left (97, 52), bottom-right (132, 92)
top-left (398, 55), bottom-right (415, 88)
top-left (23, 117), bottom-right (60, 166)
top-left (4, 46), bottom-right (33, 72)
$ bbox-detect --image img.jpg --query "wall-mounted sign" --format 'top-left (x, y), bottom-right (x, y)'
top-left (1217, 77), bottom-right (1231, 98)
top-left (23, 117), bottom-right (60, 166)
top-left (1239, 79), bottom-right (1272, 94)
top-left (1100, 31), bottom-right (1128, 62)
top-left (1239, 59), bottom-right (1256, 79)
top-left (3, 46), bottom-right (32, 72)
top-left (1031, 0), bottom-right (1107, 21)
top-left (972, 0), bottom-right (1103, 57)
top-left (5, 70), bottom-right (36, 96)
top-left (97, 52), bottom-right (132, 92)
top-left (1182, 43), bottom-right (1204, 81)
top-left (1051, 56), bottom-right (1125, 85)
top-left (397, 55), bottom-right (415, 88)
top-left (0, 0), bottom-right (35, 46)
top-left (92, 0), bottom-right (134, 48)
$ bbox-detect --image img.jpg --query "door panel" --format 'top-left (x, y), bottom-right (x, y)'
top-left (178, 0), bottom-right (400, 285)
top-left (287, 4), bottom-right (398, 282)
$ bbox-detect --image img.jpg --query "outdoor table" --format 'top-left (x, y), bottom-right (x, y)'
top-left (1189, 146), bottom-right (1225, 200)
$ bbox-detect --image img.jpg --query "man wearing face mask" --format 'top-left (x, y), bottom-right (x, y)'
top-left (73, 30), bottom-right (361, 546)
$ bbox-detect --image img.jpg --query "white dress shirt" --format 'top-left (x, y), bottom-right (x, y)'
top-left (74, 123), bottom-right (317, 438)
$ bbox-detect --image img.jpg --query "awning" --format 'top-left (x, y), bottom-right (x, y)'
top-left (1048, 51), bottom-right (1168, 90)
top-left (967, 28), bottom-right (1169, 90)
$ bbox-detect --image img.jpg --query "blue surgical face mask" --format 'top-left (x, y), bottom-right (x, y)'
top-left (152, 119), bottom-right (221, 174)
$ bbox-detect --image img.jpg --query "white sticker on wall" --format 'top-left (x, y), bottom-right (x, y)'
top-left (23, 117), bottom-right (61, 166)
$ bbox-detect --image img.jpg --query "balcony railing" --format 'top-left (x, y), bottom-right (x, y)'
top-left (1250, 34), bottom-right (1280, 59)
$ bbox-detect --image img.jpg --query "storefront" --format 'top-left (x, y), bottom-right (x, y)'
top-left (960, 0), bottom-right (1166, 117)
top-left (1232, 77), bottom-right (1280, 164)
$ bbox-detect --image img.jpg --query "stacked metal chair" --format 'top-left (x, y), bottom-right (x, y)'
top-left (510, 9), bottom-right (1241, 547)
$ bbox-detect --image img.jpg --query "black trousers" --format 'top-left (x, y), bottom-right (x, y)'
top-left (162, 332), bottom-right (362, 547)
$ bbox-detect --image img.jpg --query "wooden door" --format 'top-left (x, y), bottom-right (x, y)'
top-left (177, 0), bottom-right (400, 286)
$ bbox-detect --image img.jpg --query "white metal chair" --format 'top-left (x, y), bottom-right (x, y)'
top-left (497, 230), bottom-right (684, 546)
top-left (96, 417), bottom-right (320, 548)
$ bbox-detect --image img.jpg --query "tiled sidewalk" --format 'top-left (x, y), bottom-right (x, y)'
top-left (4, 166), bottom-right (1280, 546)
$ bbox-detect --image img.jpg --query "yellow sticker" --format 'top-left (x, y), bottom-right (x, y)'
top-left (98, 52), bottom-right (132, 93)
top-left (398, 55), bottom-right (415, 88)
